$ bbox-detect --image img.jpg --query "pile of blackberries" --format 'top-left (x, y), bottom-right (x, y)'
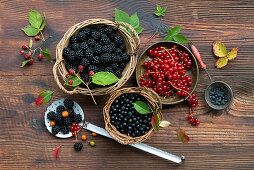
top-left (109, 93), bottom-right (152, 137)
top-left (209, 87), bottom-right (228, 105)
top-left (62, 25), bottom-right (130, 89)
top-left (47, 99), bottom-right (82, 135)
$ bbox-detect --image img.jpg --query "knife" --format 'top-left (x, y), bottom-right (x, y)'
top-left (83, 121), bottom-right (185, 164)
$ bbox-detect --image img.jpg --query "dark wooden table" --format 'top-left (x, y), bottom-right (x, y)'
top-left (1, 0), bottom-right (254, 169)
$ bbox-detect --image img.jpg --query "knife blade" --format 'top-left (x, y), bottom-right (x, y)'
top-left (83, 121), bottom-right (184, 164)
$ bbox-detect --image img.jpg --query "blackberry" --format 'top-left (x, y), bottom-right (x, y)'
top-left (52, 125), bottom-right (61, 135)
top-left (75, 49), bottom-right (84, 59)
top-left (63, 47), bottom-right (71, 57)
top-left (85, 48), bottom-right (93, 59)
top-left (64, 99), bottom-right (74, 109)
top-left (91, 30), bottom-right (101, 40)
top-left (100, 34), bottom-right (110, 44)
top-left (71, 43), bottom-right (79, 51)
top-left (119, 43), bottom-right (126, 51)
top-left (115, 55), bottom-right (124, 63)
top-left (61, 126), bottom-right (70, 134)
top-left (109, 32), bottom-right (118, 41)
top-left (63, 117), bottom-right (72, 126)
top-left (120, 62), bottom-right (126, 69)
top-left (114, 69), bottom-right (122, 78)
top-left (72, 66), bottom-right (79, 73)
top-left (80, 27), bottom-right (91, 35)
top-left (54, 113), bottom-right (62, 123)
top-left (74, 114), bottom-right (82, 123)
top-left (101, 53), bottom-right (111, 63)
top-left (110, 42), bottom-right (116, 51)
top-left (77, 32), bottom-right (86, 42)
top-left (115, 48), bottom-right (122, 55)
top-left (114, 35), bottom-right (124, 45)
top-left (65, 63), bottom-right (72, 71)
top-left (91, 56), bottom-right (101, 65)
top-left (122, 53), bottom-right (130, 62)
top-left (67, 50), bottom-right (76, 61)
top-left (56, 105), bottom-right (66, 114)
top-left (80, 57), bottom-right (91, 67)
top-left (102, 27), bottom-right (113, 35)
top-left (69, 35), bottom-right (78, 44)
top-left (102, 45), bottom-right (113, 53)
top-left (93, 44), bottom-right (102, 54)
top-left (111, 63), bottom-right (118, 70)
top-left (74, 142), bottom-right (83, 151)
top-left (79, 42), bottom-right (89, 51)
top-left (67, 109), bottom-right (75, 117)
top-left (47, 111), bottom-right (56, 120)
top-left (105, 66), bottom-right (113, 73)
top-left (87, 39), bottom-right (96, 47)
top-left (88, 65), bottom-right (99, 73)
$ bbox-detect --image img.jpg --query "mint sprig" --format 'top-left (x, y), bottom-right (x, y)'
top-left (154, 4), bottom-right (167, 16)
top-left (115, 8), bottom-right (144, 35)
top-left (163, 25), bottom-right (189, 44)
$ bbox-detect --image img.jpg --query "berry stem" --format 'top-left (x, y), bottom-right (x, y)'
top-left (40, 31), bottom-right (45, 41)
top-left (168, 81), bottom-right (190, 95)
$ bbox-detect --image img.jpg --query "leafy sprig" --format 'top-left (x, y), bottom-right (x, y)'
top-left (163, 25), bottom-right (189, 43)
top-left (154, 4), bottom-right (167, 16)
top-left (35, 91), bottom-right (53, 105)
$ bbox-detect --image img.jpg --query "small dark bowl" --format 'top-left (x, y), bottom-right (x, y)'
top-left (136, 41), bottom-right (199, 105)
top-left (205, 81), bottom-right (233, 110)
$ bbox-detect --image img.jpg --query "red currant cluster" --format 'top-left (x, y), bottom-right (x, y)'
top-left (187, 109), bottom-right (200, 126)
top-left (70, 123), bottom-right (81, 136)
top-left (187, 93), bottom-right (198, 108)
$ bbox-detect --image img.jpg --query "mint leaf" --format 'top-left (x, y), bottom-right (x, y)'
top-left (156, 4), bottom-right (162, 11)
top-left (173, 34), bottom-right (189, 44)
top-left (21, 58), bottom-right (32, 67)
top-left (40, 14), bottom-right (47, 31)
top-left (21, 25), bottom-right (40, 36)
top-left (163, 35), bottom-right (174, 41)
top-left (167, 28), bottom-right (172, 36)
top-left (153, 11), bottom-right (161, 16)
top-left (130, 12), bottom-right (139, 28)
top-left (134, 101), bottom-right (150, 114)
top-left (171, 25), bottom-right (181, 36)
top-left (29, 9), bottom-right (42, 29)
top-left (115, 8), bottom-right (130, 23)
top-left (41, 49), bottom-right (53, 63)
top-left (64, 76), bottom-right (82, 87)
top-left (29, 38), bottom-right (33, 48)
top-left (92, 72), bottom-right (119, 86)
top-left (135, 27), bottom-right (144, 34)
top-left (154, 4), bottom-right (167, 16)
top-left (37, 91), bottom-right (53, 105)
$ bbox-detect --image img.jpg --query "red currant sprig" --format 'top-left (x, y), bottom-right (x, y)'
top-left (70, 123), bottom-right (81, 136)
top-left (187, 94), bottom-right (200, 126)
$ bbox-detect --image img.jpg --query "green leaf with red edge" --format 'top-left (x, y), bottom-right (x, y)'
top-left (177, 128), bottom-right (190, 143)
top-left (21, 58), bottom-right (32, 67)
top-left (151, 105), bottom-right (159, 132)
top-left (64, 76), bottom-right (82, 87)
top-left (215, 57), bottom-right (228, 68)
top-left (227, 47), bottom-right (238, 60)
top-left (213, 41), bottom-right (227, 58)
top-left (36, 91), bottom-right (53, 105)
top-left (54, 146), bottom-right (61, 160)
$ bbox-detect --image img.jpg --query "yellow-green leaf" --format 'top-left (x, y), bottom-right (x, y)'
top-left (227, 47), bottom-right (238, 60)
top-left (21, 25), bottom-right (40, 36)
top-left (177, 129), bottom-right (190, 143)
top-left (29, 38), bottom-right (33, 48)
top-left (40, 14), bottom-right (47, 31)
top-left (213, 41), bottom-right (227, 58)
top-left (215, 57), bottom-right (228, 68)
top-left (159, 120), bottom-right (171, 127)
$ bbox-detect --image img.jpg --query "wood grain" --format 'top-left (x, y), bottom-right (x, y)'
top-left (1, 0), bottom-right (254, 169)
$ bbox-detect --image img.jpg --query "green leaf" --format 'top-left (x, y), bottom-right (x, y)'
top-left (37, 91), bottom-right (53, 105)
top-left (64, 76), bottom-right (82, 87)
top-left (213, 41), bottom-right (227, 58)
top-left (161, 7), bottom-right (167, 13)
top-left (167, 28), bottom-right (172, 36)
top-left (115, 8), bottom-right (130, 23)
top-left (153, 11), bottom-right (162, 17)
top-left (29, 9), bottom-right (42, 29)
top-left (156, 4), bottom-right (162, 11)
top-left (173, 34), bottom-right (189, 44)
top-left (154, 4), bottom-right (167, 16)
top-left (151, 106), bottom-right (160, 132)
top-left (215, 57), bottom-right (228, 68)
top-left (41, 49), bottom-right (53, 63)
top-left (21, 25), bottom-right (40, 36)
top-left (159, 120), bottom-right (171, 127)
top-left (134, 27), bottom-right (144, 34)
top-left (21, 58), bottom-right (32, 67)
top-left (134, 101), bottom-right (150, 114)
top-left (130, 12), bottom-right (139, 28)
top-left (177, 128), bottom-right (190, 143)
top-left (92, 72), bottom-right (119, 86)
top-left (171, 25), bottom-right (181, 36)
top-left (227, 47), bottom-right (238, 60)
top-left (29, 38), bottom-right (33, 48)
top-left (40, 14), bottom-right (47, 31)
top-left (163, 35), bottom-right (174, 41)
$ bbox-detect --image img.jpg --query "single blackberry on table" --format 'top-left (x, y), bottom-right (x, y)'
top-left (85, 48), bottom-right (93, 59)
top-left (69, 35), bottom-right (78, 44)
top-left (63, 117), bottom-right (72, 126)
top-left (101, 53), bottom-right (111, 63)
top-left (52, 125), bottom-right (61, 135)
top-left (71, 43), bottom-right (79, 51)
top-left (105, 66), bottom-right (113, 73)
top-left (74, 114), bottom-right (82, 123)
top-left (91, 30), bottom-right (101, 40)
top-left (88, 65), bottom-right (99, 73)
top-left (114, 69), bottom-right (122, 78)
top-left (47, 111), bottom-right (56, 120)
top-left (61, 126), bottom-right (70, 134)
top-left (75, 49), bottom-right (84, 59)
top-left (100, 33), bottom-right (111, 44)
top-left (93, 44), bottom-right (103, 54)
top-left (80, 57), bottom-right (91, 67)
top-left (56, 105), bottom-right (66, 114)
top-left (91, 56), bottom-right (101, 65)
top-left (110, 63), bottom-right (118, 70)
top-left (79, 42), bottom-right (89, 51)
top-left (88, 39), bottom-right (96, 47)
top-left (74, 142), bottom-right (83, 151)
top-left (77, 31), bottom-right (86, 42)
top-left (122, 52), bottom-right (130, 62)
top-left (64, 99), bottom-right (74, 109)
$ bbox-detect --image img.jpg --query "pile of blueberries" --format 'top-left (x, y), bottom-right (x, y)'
top-left (109, 93), bottom-right (152, 137)
top-left (209, 87), bottom-right (228, 105)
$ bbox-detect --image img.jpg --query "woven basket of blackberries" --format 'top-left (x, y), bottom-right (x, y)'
top-left (53, 19), bottom-right (140, 96)
top-left (103, 87), bottom-right (163, 145)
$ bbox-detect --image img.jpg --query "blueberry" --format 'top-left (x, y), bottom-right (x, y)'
top-left (128, 112), bottom-right (133, 116)
top-left (128, 126), bottom-right (132, 131)
top-left (139, 127), bottom-right (144, 131)
top-left (123, 122), bottom-right (127, 126)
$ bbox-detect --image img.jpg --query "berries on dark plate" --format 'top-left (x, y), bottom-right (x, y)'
top-left (52, 125), bottom-right (61, 135)
top-left (47, 111), bottom-right (56, 120)
top-left (56, 105), bottom-right (65, 114)
top-left (64, 99), bottom-right (74, 109)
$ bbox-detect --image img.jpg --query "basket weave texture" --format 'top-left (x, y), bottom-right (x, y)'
top-left (103, 87), bottom-right (163, 145)
top-left (53, 19), bottom-right (140, 95)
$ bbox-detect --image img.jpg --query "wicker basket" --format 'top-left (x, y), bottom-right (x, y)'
top-left (53, 19), bottom-right (140, 96)
top-left (103, 87), bottom-right (163, 145)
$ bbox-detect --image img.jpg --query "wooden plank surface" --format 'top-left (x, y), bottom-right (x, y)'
top-left (1, 0), bottom-right (254, 169)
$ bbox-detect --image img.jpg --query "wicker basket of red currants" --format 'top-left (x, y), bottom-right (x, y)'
top-left (136, 41), bottom-right (199, 105)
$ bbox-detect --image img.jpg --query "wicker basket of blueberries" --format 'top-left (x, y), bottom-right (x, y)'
top-left (103, 87), bottom-right (163, 144)
top-left (53, 19), bottom-right (140, 95)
